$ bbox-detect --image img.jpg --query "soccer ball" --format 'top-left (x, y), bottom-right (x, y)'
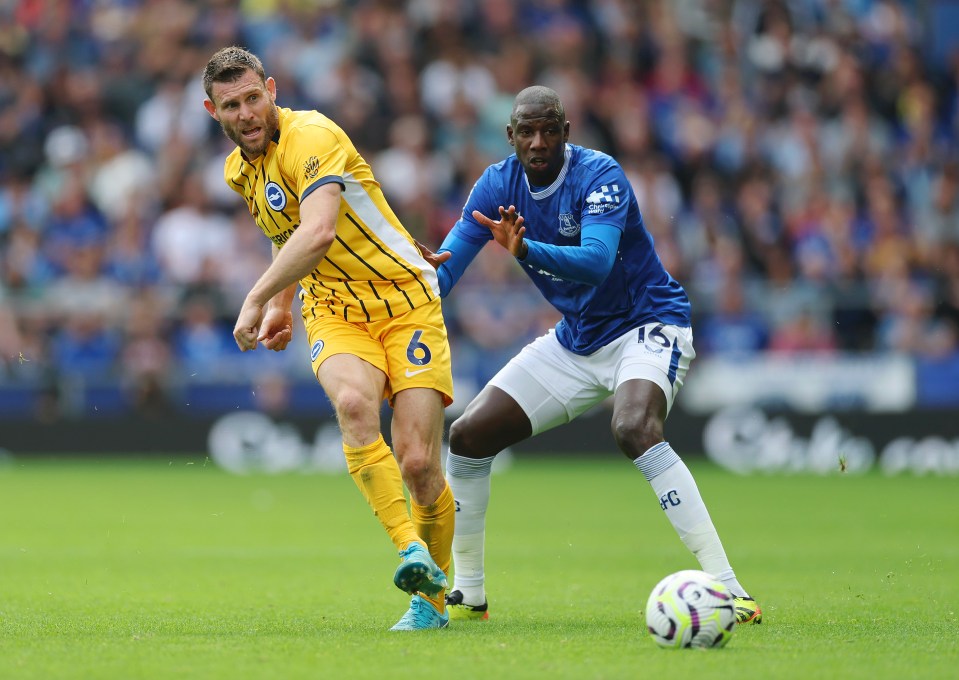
top-left (645, 570), bottom-right (736, 649)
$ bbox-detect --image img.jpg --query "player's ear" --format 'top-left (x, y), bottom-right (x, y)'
top-left (506, 125), bottom-right (514, 145)
top-left (266, 76), bottom-right (277, 100)
top-left (203, 98), bottom-right (219, 120)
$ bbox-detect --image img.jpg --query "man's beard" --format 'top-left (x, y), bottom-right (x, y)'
top-left (223, 102), bottom-right (279, 159)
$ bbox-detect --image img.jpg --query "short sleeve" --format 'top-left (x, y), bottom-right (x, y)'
top-left (280, 125), bottom-right (348, 201)
top-left (580, 162), bottom-right (631, 233)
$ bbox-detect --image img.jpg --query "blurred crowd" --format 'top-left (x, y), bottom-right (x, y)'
top-left (1, 0), bottom-right (958, 418)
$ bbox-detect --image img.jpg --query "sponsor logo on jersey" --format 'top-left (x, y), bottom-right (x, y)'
top-left (310, 339), bottom-right (324, 361)
top-left (269, 226), bottom-right (296, 246)
top-left (558, 212), bottom-right (580, 237)
top-left (265, 181), bottom-right (287, 211)
top-left (586, 184), bottom-right (620, 215)
top-left (303, 156), bottom-right (320, 181)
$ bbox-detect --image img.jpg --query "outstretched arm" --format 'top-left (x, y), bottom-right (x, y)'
top-left (522, 223), bottom-right (621, 286)
top-left (471, 205), bottom-right (528, 259)
top-left (416, 231), bottom-right (485, 297)
top-left (473, 203), bottom-right (622, 287)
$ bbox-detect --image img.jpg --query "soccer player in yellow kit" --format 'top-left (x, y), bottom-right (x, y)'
top-left (202, 46), bottom-right (454, 630)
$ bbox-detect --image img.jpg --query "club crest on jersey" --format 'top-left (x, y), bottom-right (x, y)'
top-left (310, 339), bottom-right (324, 361)
top-left (586, 184), bottom-right (620, 215)
top-left (558, 212), bottom-right (580, 237)
top-left (265, 181), bottom-right (287, 211)
top-left (303, 156), bottom-right (320, 181)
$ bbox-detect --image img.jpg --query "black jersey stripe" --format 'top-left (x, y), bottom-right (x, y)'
top-left (277, 175), bottom-right (296, 222)
top-left (317, 275), bottom-right (357, 319)
top-left (258, 195), bottom-right (290, 234)
top-left (333, 233), bottom-right (388, 279)
top-left (389, 281), bottom-right (414, 311)
top-left (307, 274), bottom-right (339, 317)
top-left (363, 280), bottom-right (393, 319)
top-left (233, 165), bottom-right (255, 190)
top-left (365, 280), bottom-right (383, 301)
top-left (340, 279), bottom-right (370, 322)
top-left (345, 213), bottom-right (433, 301)
top-left (280, 174), bottom-right (297, 198)
top-left (328, 235), bottom-right (413, 311)
top-left (309, 262), bottom-right (367, 320)
top-left (325, 256), bottom-right (352, 280)
top-left (305, 282), bottom-right (320, 319)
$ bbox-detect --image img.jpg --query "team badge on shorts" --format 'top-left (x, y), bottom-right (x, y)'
top-left (311, 339), bottom-right (324, 361)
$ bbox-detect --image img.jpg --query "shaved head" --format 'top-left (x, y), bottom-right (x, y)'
top-left (506, 86), bottom-right (569, 185)
top-left (510, 86), bottom-right (565, 125)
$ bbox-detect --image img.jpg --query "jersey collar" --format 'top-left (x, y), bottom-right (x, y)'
top-left (525, 144), bottom-right (572, 200)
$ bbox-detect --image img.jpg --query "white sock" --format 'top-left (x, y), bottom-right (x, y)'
top-left (445, 451), bottom-right (495, 605)
top-left (634, 442), bottom-right (749, 598)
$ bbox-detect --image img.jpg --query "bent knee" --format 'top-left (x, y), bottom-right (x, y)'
top-left (448, 417), bottom-right (478, 457)
top-left (333, 389), bottom-right (378, 425)
top-left (611, 413), bottom-right (663, 458)
top-left (448, 415), bottom-right (499, 459)
top-left (397, 450), bottom-right (438, 481)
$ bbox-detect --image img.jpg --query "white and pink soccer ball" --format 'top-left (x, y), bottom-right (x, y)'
top-left (646, 570), bottom-right (736, 649)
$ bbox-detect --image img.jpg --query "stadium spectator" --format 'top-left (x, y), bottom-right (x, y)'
top-left (201, 46), bottom-right (454, 631)
top-left (768, 307), bottom-right (838, 354)
top-left (48, 312), bottom-right (121, 383)
top-left (172, 287), bottom-right (237, 383)
top-left (0, 295), bottom-right (23, 379)
top-left (120, 294), bottom-right (175, 418)
top-left (418, 86), bottom-right (762, 625)
top-left (697, 277), bottom-right (770, 356)
top-left (0, 0), bottom-right (957, 413)
top-left (150, 171), bottom-right (234, 289)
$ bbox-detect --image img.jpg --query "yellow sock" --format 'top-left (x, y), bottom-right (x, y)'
top-left (343, 435), bottom-right (420, 553)
top-left (411, 481), bottom-right (455, 612)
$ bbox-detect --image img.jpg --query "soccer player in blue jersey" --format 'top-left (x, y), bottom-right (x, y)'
top-left (418, 86), bottom-right (762, 625)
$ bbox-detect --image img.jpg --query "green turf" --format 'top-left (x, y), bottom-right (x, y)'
top-left (1, 455), bottom-right (957, 679)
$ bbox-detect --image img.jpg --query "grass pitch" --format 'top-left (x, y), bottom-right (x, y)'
top-left (1, 455), bottom-right (956, 679)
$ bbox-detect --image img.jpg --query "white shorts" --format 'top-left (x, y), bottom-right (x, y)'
top-left (488, 323), bottom-right (695, 437)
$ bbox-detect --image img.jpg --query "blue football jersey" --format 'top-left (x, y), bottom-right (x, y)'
top-left (451, 144), bottom-right (691, 355)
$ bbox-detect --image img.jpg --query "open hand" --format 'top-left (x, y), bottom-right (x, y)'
top-left (415, 240), bottom-right (452, 269)
top-left (472, 205), bottom-right (527, 259)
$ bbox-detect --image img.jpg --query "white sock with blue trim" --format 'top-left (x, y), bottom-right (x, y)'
top-left (445, 451), bottom-right (495, 605)
top-left (634, 442), bottom-right (749, 597)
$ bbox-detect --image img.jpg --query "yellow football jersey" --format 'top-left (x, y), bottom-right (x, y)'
top-left (224, 107), bottom-right (439, 322)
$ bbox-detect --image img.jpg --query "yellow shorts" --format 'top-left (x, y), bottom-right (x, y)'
top-left (303, 297), bottom-right (454, 407)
